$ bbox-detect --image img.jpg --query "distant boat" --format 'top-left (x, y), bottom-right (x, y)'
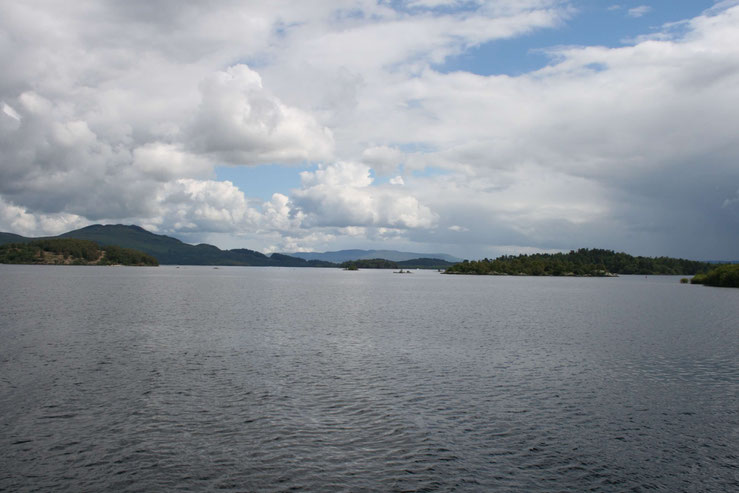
top-left (394, 269), bottom-right (412, 274)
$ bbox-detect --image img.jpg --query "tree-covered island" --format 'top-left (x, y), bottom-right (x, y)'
top-left (341, 258), bottom-right (398, 269)
top-left (444, 248), bottom-right (713, 276)
top-left (340, 258), bottom-right (454, 270)
top-left (690, 264), bottom-right (739, 287)
top-left (0, 239), bottom-right (158, 266)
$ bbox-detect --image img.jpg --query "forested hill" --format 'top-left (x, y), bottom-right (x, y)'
top-left (445, 248), bottom-right (714, 276)
top-left (0, 238), bottom-right (158, 266)
top-left (0, 225), bottom-right (454, 267)
top-left (0, 225), bottom-right (333, 267)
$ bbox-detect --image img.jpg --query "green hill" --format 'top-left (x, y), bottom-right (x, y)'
top-left (56, 224), bottom-right (252, 265)
top-left (0, 238), bottom-right (158, 266)
top-left (0, 224), bottom-right (334, 267)
top-left (59, 224), bottom-right (196, 263)
top-left (445, 248), bottom-right (714, 276)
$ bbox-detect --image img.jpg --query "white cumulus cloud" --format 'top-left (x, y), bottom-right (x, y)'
top-left (292, 162), bottom-right (437, 229)
top-left (188, 64), bottom-right (334, 165)
top-left (155, 179), bottom-right (260, 233)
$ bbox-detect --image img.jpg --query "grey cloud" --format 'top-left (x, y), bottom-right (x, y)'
top-left (361, 146), bottom-right (404, 175)
top-left (0, 91), bottom-right (163, 219)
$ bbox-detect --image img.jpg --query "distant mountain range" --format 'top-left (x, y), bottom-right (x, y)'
top-left (0, 225), bottom-right (458, 267)
top-left (282, 249), bottom-right (461, 263)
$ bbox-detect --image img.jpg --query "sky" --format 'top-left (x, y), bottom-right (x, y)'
top-left (1, 0), bottom-right (738, 260)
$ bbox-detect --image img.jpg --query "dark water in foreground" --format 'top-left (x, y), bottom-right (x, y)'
top-left (0, 265), bottom-right (737, 492)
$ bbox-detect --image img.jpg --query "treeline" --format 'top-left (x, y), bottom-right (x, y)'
top-left (397, 258), bottom-right (454, 269)
top-left (690, 264), bottom-right (739, 287)
top-left (99, 245), bottom-right (159, 266)
top-left (341, 258), bottom-right (398, 269)
top-left (268, 253), bottom-right (335, 267)
top-left (445, 248), bottom-right (713, 276)
top-left (0, 239), bottom-right (158, 266)
top-left (339, 257), bottom-right (453, 270)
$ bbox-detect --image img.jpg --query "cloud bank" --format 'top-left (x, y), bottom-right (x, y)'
top-left (1, 1), bottom-right (738, 259)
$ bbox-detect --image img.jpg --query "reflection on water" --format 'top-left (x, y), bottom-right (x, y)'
top-left (1, 266), bottom-right (737, 491)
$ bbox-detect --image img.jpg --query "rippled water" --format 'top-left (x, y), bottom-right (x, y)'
top-left (1, 265), bottom-right (737, 492)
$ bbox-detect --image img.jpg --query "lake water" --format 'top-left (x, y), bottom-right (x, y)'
top-left (0, 265), bottom-right (737, 492)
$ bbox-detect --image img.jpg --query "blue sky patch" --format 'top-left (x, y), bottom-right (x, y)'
top-left (216, 164), bottom-right (315, 200)
top-left (435, 1), bottom-right (717, 76)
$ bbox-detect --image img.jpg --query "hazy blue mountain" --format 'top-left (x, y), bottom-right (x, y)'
top-left (283, 249), bottom-right (461, 263)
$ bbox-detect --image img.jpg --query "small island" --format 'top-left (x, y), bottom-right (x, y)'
top-left (444, 248), bottom-right (712, 277)
top-left (0, 239), bottom-right (158, 266)
top-left (689, 264), bottom-right (739, 287)
top-left (340, 258), bottom-right (453, 270)
top-left (341, 258), bottom-right (397, 270)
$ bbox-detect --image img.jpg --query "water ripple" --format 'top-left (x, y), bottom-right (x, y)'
top-left (0, 267), bottom-right (737, 492)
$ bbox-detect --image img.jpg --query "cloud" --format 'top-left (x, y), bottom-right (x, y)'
top-left (292, 162), bottom-right (437, 229)
top-left (0, 91), bottom-right (149, 219)
top-left (133, 143), bottom-right (212, 181)
top-left (359, 5), bottom-right (739, 257)
top-left (188, 64), bottom-right (334, 165)
top-left (0, 90), bottom-right (219, 221)
top-left (361, 146), bottom-right (405, 175)
top-left (259, 193), bottom-right (305, 233)
top-left (154, 178), bottom-right (261, 233)
top-left (0, 196), bottom-right (89, 237)
top-left (0, 0), bottom-right (565, 240)
top-left (1, 1), bottom-right (738, 259)
top-left (2, 102), bottom-right (20, 121)
top-left (723, 189), bottom-right (739, 208)
top-left (627, 6), bottom-right (652, 18)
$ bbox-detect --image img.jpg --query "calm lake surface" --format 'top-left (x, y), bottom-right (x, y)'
top-left (0, 265), bottom-right (737, 492)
